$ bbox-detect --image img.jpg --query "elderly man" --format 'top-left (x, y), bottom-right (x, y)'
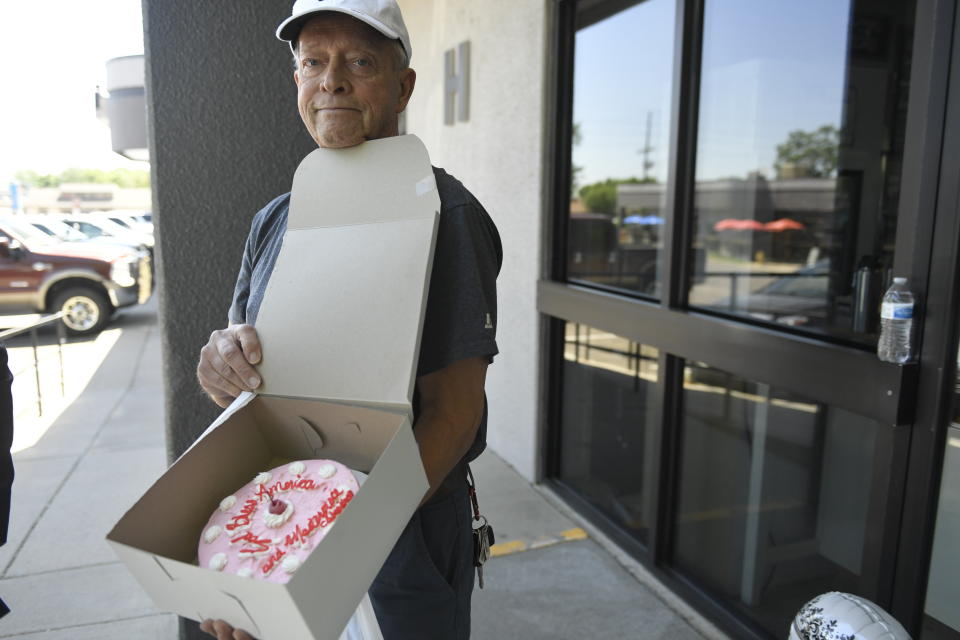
top-left (196, 1), bottom-right (500, 639)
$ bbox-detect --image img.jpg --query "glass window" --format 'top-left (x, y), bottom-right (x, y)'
top-left (922, 342), bottom-right (960, 638)
top-left (566, 0), bottom-right (676, 297)
top-left (558, 322), bottom-right (659, 545)
top-left (673, 361), bottom-right (886, 637)
top-left (687, 1), bottom-right (916, 344)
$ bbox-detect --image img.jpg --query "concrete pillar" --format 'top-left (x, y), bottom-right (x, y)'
top-left (141, 2), bottom-right (315, 638)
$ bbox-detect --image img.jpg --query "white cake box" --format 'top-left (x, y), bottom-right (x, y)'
top-left (107, 135), bottom-right (440, 640)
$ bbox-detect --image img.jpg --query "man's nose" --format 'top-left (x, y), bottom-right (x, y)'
top-left (321, 60), bottom-right (349, 94)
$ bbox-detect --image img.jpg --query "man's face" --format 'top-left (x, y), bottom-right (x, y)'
top-left (294, 14), bottom-right (415, 148)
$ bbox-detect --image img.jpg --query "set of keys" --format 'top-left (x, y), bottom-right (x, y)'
top-left (467, 467), bottom-right (495, 589)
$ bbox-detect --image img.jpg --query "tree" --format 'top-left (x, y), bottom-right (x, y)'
top-left (578, 177), bottom-right (652, 215)
top-left (13, 168), bottom-right (150, 188)
top-left (774, 125), bottom-right (839, 178)
top-left (571, 122), bottom-right (583, 196)
top-left (13, 170), bottom-right (58, 188)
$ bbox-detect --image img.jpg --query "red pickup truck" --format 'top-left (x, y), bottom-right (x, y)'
top-left (0, 217), bottom-right (151, 335)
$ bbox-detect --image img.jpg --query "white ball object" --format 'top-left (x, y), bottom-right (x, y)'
top-left (790, 592), bottom-right (911, 640)
top-left (288, 461), bottom-right (306, 475)
top-left (317, 464), bottom-right (336, 479)
top-left (208, 553), bottom-right (228, 572)
top-left (203, 525), bottom-right (222, 544)
top-left (282, 555), bottom-right (301, 574)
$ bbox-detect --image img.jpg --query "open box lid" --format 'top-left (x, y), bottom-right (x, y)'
top-left (254, 135), bottom-right (440, 412)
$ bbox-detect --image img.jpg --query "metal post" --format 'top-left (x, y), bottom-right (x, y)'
top-left (574, 323), bottom-right (580, 362)
top-left (730, 272), bottom-right (739, 310)
top-left (56, 316), bottom-right (65, 395)
top-left (30, 326), bottom-right (42, 417)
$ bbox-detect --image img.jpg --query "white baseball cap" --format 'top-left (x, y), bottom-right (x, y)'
top-left (276, 0), bottom-right (412, 63)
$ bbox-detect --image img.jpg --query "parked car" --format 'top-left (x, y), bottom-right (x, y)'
top-left (709, 260), bottom-right (831, 327)
top-left (25, 216), bottom-right (146, 254)
top-left (96, 211), bottom-right (154, 236)
top-left (58, 215), bottom-right (154, 259)
top-left (0, 217), bottom-right (151, 335)
top-left (25, 216), bottom-right (154, 286)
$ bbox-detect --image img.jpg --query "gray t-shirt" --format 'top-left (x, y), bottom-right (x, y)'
top-left (228, 166), bottom-right (502, 479)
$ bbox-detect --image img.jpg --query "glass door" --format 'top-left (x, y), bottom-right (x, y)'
top-left (541, 0), bottom-right (956, 638)
top-left (923, 345), bottom-right (960, 637)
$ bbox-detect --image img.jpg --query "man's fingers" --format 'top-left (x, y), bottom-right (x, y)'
top-left (233, 325), bottom-right (262, 365)
top-left (212, 620), bottom-right (235, 640)
top-left (197, 326), bottom-right (263, 407)
top-left (214, 334), bottom-right (261, 390)
top-left (199, 620), bottom-right (221, 638)
top-left (208, 351), bottom-right (250, 393)
top-left (197, 357), bottom-right (244, 399)
top-left (208, 368), bottom-right (244, 399)
top-left (234, 629), bottom-right (254, 640)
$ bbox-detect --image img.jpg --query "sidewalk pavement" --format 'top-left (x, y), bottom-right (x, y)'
top-left (0, 304), bottom-right (727, 639)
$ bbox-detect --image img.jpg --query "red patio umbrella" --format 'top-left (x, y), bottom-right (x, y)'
top-left (764, 218), bottom-right (805, 232)
top-left (713, 218), bottom-right (766, 231)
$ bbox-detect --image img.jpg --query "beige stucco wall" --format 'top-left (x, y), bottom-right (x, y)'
top-left (398, 0), bottom-right (549, 481)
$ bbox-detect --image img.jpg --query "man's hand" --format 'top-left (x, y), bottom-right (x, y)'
top-left (197, 324), bottom-right (263, 407)
top-left (199, 619), bottom-right (254, 640)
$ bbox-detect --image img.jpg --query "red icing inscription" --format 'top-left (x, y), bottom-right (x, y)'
top-left (255, 477), bottom-right (320, 502)
top-left (225, 499), bottom-right (258, 532)
top-left (282, 489), bottom-right (355, 548)
top-left (210, 467), bottom-right (357, 578)
top-left (231, 531), bottom-right (272, 555)
top-left (261, 547), bottom-right (286, 575)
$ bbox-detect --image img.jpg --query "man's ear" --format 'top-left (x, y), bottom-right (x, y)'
top-left (397, 68), bottom-right (416, 113)
top-left (294, 70), bottom-right (301, 87)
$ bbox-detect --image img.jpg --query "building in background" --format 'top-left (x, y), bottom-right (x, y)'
top-left (396, 1), bottom-right (960, 639)
top-left (17, 183), bottom-right (150, 215)
top-left (141, 2), bottom-right (960, 639)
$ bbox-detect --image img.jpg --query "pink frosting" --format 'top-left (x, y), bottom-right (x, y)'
top-left (197, 459), bottom-right (359, 584)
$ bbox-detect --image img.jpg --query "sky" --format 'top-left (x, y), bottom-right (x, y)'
top-left (0, 1), bottom-right (146, 185)
top-left (573, 0), bottom-right (851, 186)
top-left (1, 0), bottom-right (854, 190)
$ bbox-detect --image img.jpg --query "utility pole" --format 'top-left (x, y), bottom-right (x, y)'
top-left (639, 111), bottom-right (654, 181)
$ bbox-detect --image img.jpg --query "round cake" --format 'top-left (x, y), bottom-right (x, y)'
top-left (197, 459), bottom-right (360, 583)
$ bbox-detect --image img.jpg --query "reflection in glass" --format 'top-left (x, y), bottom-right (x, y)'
top-left (688, 0), bottom-right (915, 343)
top-left (922, 343), bottom-right (960, 638)
top-left (558, 323), bottom-right (659, 544)
top-left (566, 0), bottom-right (675, 297)
top-left (923, 429), bottom-right (960, 639)
top-left (674, 362), bottom-right (884, 636)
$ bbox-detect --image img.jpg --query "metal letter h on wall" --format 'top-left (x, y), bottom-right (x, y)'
top-left (444, 41), bottom-right (470, 125)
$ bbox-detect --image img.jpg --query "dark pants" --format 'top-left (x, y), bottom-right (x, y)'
top-left (370, 486), bottom-right (474, 639)
top-left (0, 347), bottom-right (12, 546)
top-left (0, 347), bottom-right (11, 619)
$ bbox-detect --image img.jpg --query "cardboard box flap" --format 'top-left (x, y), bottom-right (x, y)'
top-left (287, 135), bottom-right (438, 229)
top-left (255, 135), bottom-right (439, 407)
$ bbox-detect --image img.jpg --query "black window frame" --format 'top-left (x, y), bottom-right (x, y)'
top-left (539, 0), bottom-right (960, 637)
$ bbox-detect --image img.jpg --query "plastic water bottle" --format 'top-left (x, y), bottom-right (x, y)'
top-left (877, 277), bottom-right (915, 364)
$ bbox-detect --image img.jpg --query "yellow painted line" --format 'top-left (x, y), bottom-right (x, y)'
top-left (489, 527), bottom-right (589, 558)
top-left (490, 540), bottom-right (527, 557)
top-left (560, 527), bottom-right (588, 541)
top-left (528, 537), bottom-right (559, 550)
